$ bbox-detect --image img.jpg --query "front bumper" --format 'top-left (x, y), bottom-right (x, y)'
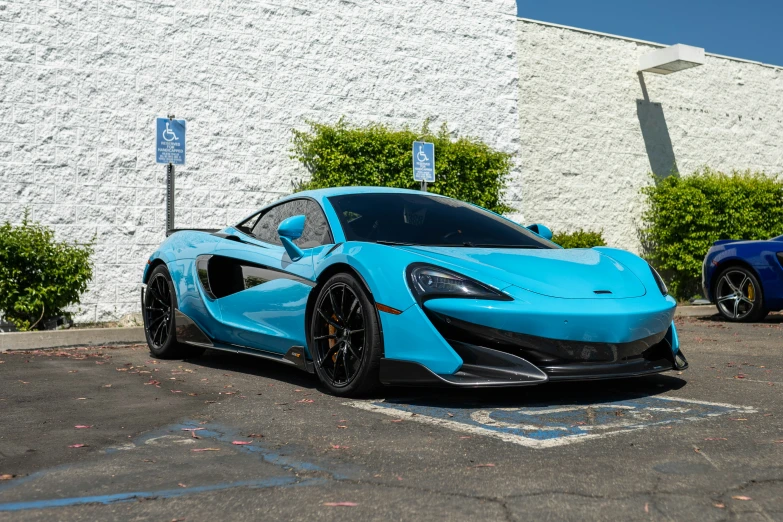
top-left (379, 303), bottom-right (686, 388)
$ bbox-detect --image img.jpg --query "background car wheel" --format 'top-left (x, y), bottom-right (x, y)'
top-left (309, 273), bottom-right (382, 397)
top-left (143, 265), bottom-right (204, 359)
top-left (714, 266), bottom-right (767, 322)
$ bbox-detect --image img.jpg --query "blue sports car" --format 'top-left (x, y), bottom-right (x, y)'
top-left (141, 187), bottom-right (686, 396)
top-left (702, 235), bottom-right (783, 322)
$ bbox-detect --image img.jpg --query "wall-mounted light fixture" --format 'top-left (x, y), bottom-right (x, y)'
top-left (639, 44), bottom-right (705, 74)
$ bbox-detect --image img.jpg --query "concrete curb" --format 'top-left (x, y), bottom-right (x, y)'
top-left (0, 327), bottom-right (145, 352)
top-left (0, 306), bottom-right (717, 353)
top-left (675, 305), bottom-right (717, 318)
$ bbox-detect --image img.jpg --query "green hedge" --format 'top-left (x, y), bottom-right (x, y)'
top-left (552, 229), bottom-right (606, 249)
top-left (0, 213), bottom-right (94, 330)
top-left (291, 119), bottom-right (514, 214)
top-left (640, 168), bottom-right (783, 299)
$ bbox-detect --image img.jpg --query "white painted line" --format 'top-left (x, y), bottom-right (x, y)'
top-left (346, 395), bottom-right (759, 449)
top-left (654, 396), bottom-right (758, 412)
top-left (346, 400), bottom-right (609, 448)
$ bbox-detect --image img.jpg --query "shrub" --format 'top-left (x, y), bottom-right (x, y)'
top-left (640, 168), bottom-right (783, 299)
top-left (552, 229), bottom-right (607, 249)
top-left (291, 119), bottom-right (514, 214)
top-left (0, 213), bottom-right (94, 330)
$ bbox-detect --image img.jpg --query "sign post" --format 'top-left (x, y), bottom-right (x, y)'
top-left (156, 116), bottom-right (186, 235)
top-left (412, 141), bottom-right (435, 192)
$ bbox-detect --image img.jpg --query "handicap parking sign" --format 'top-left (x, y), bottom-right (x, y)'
top-left (156, 118), bottom-right (186, 165)
top-left (413, 141), bottom-right (435, 182)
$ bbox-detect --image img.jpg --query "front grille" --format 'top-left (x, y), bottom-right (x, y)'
top-left (426, 311), bottom-right (669, 367)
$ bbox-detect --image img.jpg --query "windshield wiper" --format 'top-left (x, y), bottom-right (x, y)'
top-left (375, 240), bottom-right (420, 246)
top-left (462, 243), bottom-right (544, 249)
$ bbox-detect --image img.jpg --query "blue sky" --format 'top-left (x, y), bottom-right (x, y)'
top-left (517, 1), bottom-right (783, 66)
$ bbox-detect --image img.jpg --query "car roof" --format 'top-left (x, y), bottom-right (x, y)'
top-left (294, 186), bottom-right (446, 199)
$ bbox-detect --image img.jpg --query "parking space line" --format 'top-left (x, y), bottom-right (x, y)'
top-left (347, 396), bottom-right (758, 449)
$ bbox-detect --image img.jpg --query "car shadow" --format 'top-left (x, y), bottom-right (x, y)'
top-left (694, 312), bottom-right (783, 325)
top-left (186, 348), bottom-right (688, 409)
top-left (376, 373), bottom-right (688, 409)
top-left (186, 348), bottom-right (320, 391)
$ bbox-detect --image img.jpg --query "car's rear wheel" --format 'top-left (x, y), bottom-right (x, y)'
top-left (714, 266), bottom-right (768, 322)
top-left (309, 273), bottom-right (382, 397)
top-left (144, 265), bottom-right (205, 359)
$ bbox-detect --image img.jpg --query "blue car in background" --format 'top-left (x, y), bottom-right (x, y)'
top-left (141, 187), bottom-right (686, 396)
top-left (702, 235), bottom-right (783, 322)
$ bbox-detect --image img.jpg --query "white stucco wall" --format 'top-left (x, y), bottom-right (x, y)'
top-left (0, 0), bottom-right (519, 323)
top-left (517, 19), bottom-right (783, 252)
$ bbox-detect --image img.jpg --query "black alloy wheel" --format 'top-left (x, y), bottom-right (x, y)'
top-left (714, 266), bottom-right (768, 322)
top-left (310, 273), bottom-right (382, 396)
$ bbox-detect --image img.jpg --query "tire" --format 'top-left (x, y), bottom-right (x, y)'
top-left (309, 273), bottom-right (382, 397)
top-left (143, 264), bottom-right (204, 359)
top-left (714, 266), bottom-right (768, 322)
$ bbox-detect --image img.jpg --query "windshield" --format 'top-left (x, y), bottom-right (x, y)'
top-left (328, 193), bottom-right (555, 249)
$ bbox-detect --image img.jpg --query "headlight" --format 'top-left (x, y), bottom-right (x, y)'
top-left (407, 264), bottom-right (512, 303)
top-left (648, 263), bottom-right (668, 296)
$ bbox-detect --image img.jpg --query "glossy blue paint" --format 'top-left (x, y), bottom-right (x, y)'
top-left (527, 223), bottom-right (553, 241)
top-left (278, 214), bottom-right (306, 261)
top-left (702, 236), bottom-right (783, 311)
top-left (424, 287), bottom-right (675, 345)
top-left (278, 214), bottom-right (306, 239)
top-left (143, 187), bottom-right (682, 378)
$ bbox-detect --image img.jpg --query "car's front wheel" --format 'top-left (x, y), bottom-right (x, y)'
top-left (309, 273), bottom-right (382, 397)
top-left (714, 266), bottom-right (768, 322)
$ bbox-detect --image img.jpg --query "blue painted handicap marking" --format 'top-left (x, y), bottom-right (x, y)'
top-left (348, 396), bottom-right (757, 448)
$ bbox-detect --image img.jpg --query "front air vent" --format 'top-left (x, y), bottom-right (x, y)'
top-left (593, 290), bottom-right (612, 295)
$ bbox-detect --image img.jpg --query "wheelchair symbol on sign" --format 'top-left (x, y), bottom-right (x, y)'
top-left (162, 122), bottom-right (178, 142)
top-left (416, 145), bottom-right (429, 163)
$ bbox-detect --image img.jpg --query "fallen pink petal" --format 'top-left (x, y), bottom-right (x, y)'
top-left (74, 425), bottom-right (92, 429)
top-left (232, 441), bottom-right (252, 445)
top-left (68, 444), bottom-right (87, 448)
top-left (323, 502), bottom-right (358, 507)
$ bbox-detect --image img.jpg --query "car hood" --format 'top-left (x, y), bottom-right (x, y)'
top-left (399, 246), bottom-right (647, 299)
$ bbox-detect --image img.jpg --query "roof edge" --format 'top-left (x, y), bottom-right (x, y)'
top-left (517, 17), bottom-right (782, 71)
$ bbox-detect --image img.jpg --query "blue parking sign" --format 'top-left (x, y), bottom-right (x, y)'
top-left (156, 118), bottom-right (186, 165)
top-left (413, 141), bottom-right (435, 182)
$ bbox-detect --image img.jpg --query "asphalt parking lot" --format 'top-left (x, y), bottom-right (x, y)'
top-left (1, 314), bottom-right (781, 521)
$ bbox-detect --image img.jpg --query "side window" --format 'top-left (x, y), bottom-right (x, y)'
top-left (251, 200), bottom-right (332, 248)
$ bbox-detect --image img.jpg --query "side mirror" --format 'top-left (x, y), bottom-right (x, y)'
top-left (277, 215), bottom-right (306, 261)
top-left (526, 223), bottom-right (553, 241)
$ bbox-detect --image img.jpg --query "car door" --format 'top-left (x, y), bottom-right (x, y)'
top-left (206, 199), bottom-right (334, 354)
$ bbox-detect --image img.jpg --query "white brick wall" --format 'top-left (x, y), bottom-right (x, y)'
top-left (517, 19), bottom-right (783, 252)
top-left (0, 0), bottom-right (519, 323)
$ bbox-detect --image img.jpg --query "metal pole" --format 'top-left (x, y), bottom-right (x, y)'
top-left (165, 114), bottom-right (175, 236)
top-left (421, 181), bottom-right (427, 192)
top-left (166, 162), bottom-right (175, 235)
